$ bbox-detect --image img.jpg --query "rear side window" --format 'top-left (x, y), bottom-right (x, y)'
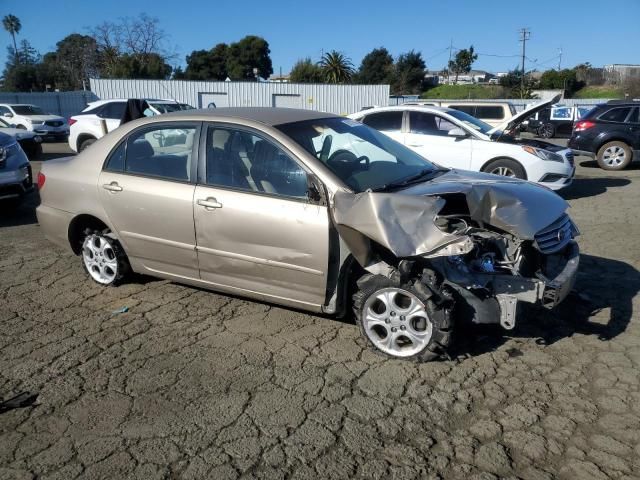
top-left (100, 102), bottom-right (127, 120)
top-left (628, 108), bottom-right (639, 124)
top-left (475, 106), bottom-right (504, 120)
top-left (449, 105), bottom-right (475, 115)
top-left (362, 111), bottom-right (403, 131)
top-left (125, 125), bottom-right (197, 181)
top-left (599, 107), bottom-right (632, 123)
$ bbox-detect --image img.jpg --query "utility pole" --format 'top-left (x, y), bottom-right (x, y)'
top-left (447, 39), bottom-right (453, 84)
top-left (558, 47), bottom-right (562, 70)
top-left (519, 28), bottom-right (530, 98)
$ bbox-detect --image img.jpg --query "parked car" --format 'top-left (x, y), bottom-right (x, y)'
top-left (0, 104), bottom-right (68, 141)
top-left (568, 100), bottom-right (640, 170)
top-left (526, 104), bottom-right (594, 138)
top-left (0, 117), bottom-right (42, 159)
top-left (348, 95), bottom-right (575, 190)
top-left (68, 99), bottom-right (194, 152)
top-left (37, 108), bottom-right (579, 361)
top-left (439, 101), bottom-right (517, 128)
top-left (0, 131), bottom-right (33, 205)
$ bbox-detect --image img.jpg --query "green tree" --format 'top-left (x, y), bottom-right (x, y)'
top-left (319, 50), bottom-right (354, 84)
top-left (448, 45), bottom-right (477, 84)
top-left (47, 34), bottom-right (100, 90)
top-left (2, 14), bottom-right (21, 63)
top-left (539, 68), bottom-right (583, 95)
top-left (226, 35), bottom-right (273, 80)
top-left (183, 43), bottom-right (228, 80)
top-left (289, 58), bottom-right (323, 83)
top-left (354, 47), bottom-right (394, 84)
top-left (392, 50), bottom-right (425, 94)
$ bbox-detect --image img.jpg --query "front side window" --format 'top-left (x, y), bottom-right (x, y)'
top-left (446, 109), bottom-right (493, 135)
top-left (599, 107), bottom-right (632, 123)
top-left (277, 117), bottom-right (441, 192)
top-left (409, 112), bottom-right (456, 136)
top-left (0, 106), bottom-right (11, 116)
top-left (124, 124), bottom-right (196, 181)
top-left (205, 127), bottom-right (308, 199)
top-left (362, 111), bottom-right (403, 131)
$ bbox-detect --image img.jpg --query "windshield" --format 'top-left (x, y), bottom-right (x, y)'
top-left (446, 109), bottom-right (493, 135)
top-left (149, 102), bottom-right (193, 113)
top-left (277, 117), bottom-right (441, 192)
top-left (12, 105), bottom-right (46, 115)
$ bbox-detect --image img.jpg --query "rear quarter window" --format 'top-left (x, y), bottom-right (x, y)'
top-left (475, 105), bottom-right (505, 120)
top-left (599, 107), bottom-right (632, 123)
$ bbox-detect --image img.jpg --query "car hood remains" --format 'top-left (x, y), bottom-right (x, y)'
top-left (332, 169), bottom-right (569, 266)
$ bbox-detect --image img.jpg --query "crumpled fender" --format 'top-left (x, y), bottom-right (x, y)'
top-left (332, 169), bottom-right (569, 268)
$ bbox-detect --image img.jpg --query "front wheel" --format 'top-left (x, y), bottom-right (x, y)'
top-left (79, 138), bottom-right (97, 152)
top-left (482, 158), bottom-right (527, 179)
top-left (353, 274), bottom-right (453, 361)
top-left (597, 141), bottom-right (632, 170)
top-left (81, 230), bottom-right (130, 286)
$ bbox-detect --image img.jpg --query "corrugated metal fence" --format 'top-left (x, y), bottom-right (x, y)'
top-left (0, 91), bottom-right (98, 118)
top-left (90, 79), bottom-right (390, 115)
top-left (396, 98), bottom-right (612, 112)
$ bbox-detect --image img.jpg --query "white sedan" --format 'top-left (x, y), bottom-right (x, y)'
top-left (348, 96), bottom-right (575, 190)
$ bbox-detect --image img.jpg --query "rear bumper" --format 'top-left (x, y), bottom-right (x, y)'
top-left (36, 204), bottom-right (75, 253)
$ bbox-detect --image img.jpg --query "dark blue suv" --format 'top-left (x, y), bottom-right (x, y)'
top-left (568, 100), bottom-right (640, 170)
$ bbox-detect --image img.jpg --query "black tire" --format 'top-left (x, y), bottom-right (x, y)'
top-left (79, 138), bottom-right (97, 152)
top-left (482, 158), bottom-right (527, 180)
top-left (596, 141), bottom-right (632, 171)
top-left (538, 123), bottom-right (555, 139)
top-left (80, 229), bottom-right (130, 286)
top-left (352, 274), bottom-right (453, 362)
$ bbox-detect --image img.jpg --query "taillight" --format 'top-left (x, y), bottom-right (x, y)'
top-left (68, 118), bottom-right (77, 126)
top-left (37, 172), bottom-right (46, 190)
top-left (574, 120), bottom-right (595, 132)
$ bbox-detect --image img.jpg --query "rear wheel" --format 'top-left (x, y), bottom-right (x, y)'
top-left (79, 137), bottom-right (96, 152)
top-left (353, 274), bottom-right (452, 361)
top-left (539, 123), bottom-right (555, 138)
top-left (81, 230), bottom-right (130, 286)
top-left (482, 158), bottom-right (527, 179)
top-left (597, 141), bottom-right (632, 170)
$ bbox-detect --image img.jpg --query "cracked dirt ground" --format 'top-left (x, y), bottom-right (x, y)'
top-left (1, 154), bottom-right (640, 480)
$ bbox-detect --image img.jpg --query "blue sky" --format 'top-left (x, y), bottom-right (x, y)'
top-left (2, 0), bottom-right (638, 75)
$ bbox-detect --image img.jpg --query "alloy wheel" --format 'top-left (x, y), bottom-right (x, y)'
top-left (490, 166), bottom-right (517, 177)
top-left (602, 145), bottom-right (627, 167)
top-left (82, 234), bottom-right (118, 284)
top-left (362, 287), bottom-right (433, 357)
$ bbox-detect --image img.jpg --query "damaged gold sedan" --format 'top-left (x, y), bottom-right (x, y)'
top-left (37, 108), bottom-right (579, 361)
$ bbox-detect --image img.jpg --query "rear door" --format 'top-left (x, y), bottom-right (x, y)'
top-left (98, 122), bottom-right (200, 278)
top-left (193, 124), bottom-right (330, 307)
top-left (404, 111), bottom-right (472, 169)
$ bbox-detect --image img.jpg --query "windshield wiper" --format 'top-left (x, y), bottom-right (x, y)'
top-left (372, 167), bottom-right (448, 192)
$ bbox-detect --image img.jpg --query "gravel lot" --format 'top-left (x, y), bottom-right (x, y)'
top-left (1, 142), bottom-right (640, 480)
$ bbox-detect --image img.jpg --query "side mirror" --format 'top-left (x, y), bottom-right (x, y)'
top-left (3, 112), bottom-right (13, 118)
top-left (448, 127), bottom-right (468, 138)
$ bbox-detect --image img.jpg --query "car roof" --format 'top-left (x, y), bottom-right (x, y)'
top-left (351, 105), bottom-right (454, 115)
top-left (159, 107), bottom-right (338, 126)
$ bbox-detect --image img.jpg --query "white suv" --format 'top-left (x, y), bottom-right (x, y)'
top-left (0, 104), bottom-right (68, 141)
top-left (348, 95), bottom-right (575, 190)
top-left (68, 99), bottom-right (193, 152)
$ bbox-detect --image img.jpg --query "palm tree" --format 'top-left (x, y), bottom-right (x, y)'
top-left (318, 50), bottom-right (354, 84)
top-left (3, 14), bottom-right (21, 63)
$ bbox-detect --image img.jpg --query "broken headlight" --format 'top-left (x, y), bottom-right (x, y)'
top-left (522, 146), bottom-right (564, 162)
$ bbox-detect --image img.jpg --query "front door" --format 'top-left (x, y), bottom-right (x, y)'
top-left (98, 122), bottom-right (200, 278)
top-left (193, 125), bottom-right (330, 307)
top-left (404, 111), bottom-right (472, 169)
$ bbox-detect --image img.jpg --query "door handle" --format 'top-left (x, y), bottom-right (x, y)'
top-left (197, 197), bottom-right (223, 210)
top-left (102, 182), bottom-right (123, 192)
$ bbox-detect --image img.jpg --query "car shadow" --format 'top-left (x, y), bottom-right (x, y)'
top-left (579, 159), bottom-right (640, 171)
top-left (451, 253), bottom-right (638, 360)
top-left (559, 176), bottom-right (631, 200)
top-left (0, 192), bottom-right (40, 228)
